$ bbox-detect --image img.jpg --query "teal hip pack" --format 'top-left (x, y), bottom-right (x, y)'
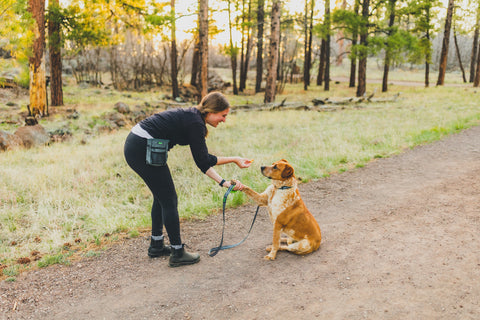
top-left (146, 138), bottom-right (169, 166)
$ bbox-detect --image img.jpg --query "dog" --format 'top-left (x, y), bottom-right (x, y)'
top-left (237, 159), bottom-right (321, 260)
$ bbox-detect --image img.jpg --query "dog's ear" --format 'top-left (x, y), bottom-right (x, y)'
top-left (280, 159), bottom-right (289, 163)
top-left (281, 164), bottom-right (294, 179)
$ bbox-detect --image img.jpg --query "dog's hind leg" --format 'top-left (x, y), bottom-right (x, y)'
top-left (285, 239), bottom-right (314, 255)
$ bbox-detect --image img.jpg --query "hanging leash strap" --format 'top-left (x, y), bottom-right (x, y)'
top-left (208, 184), bottom-right (260, 257)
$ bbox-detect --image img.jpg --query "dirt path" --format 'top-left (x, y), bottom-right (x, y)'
top-left (2, 125), bottom-right (480, 320)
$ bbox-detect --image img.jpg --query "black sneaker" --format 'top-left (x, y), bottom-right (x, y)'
top-left (148, 238), bottom-right (171, 258)
top-left (168, 244), bottom-right (200, 267)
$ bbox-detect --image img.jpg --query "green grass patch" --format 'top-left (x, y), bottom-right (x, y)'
top-left (37, 252), bottom-right (72, 268)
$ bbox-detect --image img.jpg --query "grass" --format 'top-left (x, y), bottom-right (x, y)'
top-left (1, 66), bottom-right (480, 276)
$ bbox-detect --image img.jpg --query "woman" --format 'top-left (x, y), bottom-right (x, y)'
top-left (124, 92), bottom-right (251, 267)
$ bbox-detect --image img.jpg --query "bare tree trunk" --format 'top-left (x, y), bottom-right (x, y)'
top-left (470, 27), bottom-right (479, 83)
top-left (198, 0), bottom-right (208, 100)
top-left (303, 0), bottom-right (309, 90)
top-left (475, 40), bottom-right (480, 86)
top-left (307, 0), bottom-right (314, 84)
top-left (424, 4), bottom-right (431, 88)
top-left (28, 0), bottom-right (47, 117)
top-left (255, 0), bottom-right (265, 93)
top-left (453, 25), bottom-right (467, 83)
top-left (437, 0), bottom-right (455, 86)
top-left (382, 0), bottom-right (396, 93)
top-left (317, 39), bottom-right (325, 85)
top-left (240, 0), bottom-right (253, 92)
top-left (191, 33), bottom-right (200, 87)
top-left (324, 0), bottom-right (331, 91)
top-left (356, 0), bottom-right (369, 97)
top-left (48, 0), bottom-right (63, 106)
top-left (227, 0), bottom-right (238, 95)
top-left (470, 5), bottom-right (480, 83)
top-left (264, 0), bottom-right (281, 103)
top-left (239, 0), bottom-right (246, 92)
top-left (349, 0), bottom-right (359, 88)
top-left (171, 0), bottom-right (179, 98)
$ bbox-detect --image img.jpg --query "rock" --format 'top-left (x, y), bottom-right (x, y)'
top-left (14, 125), bottom-right (50, 148)
top-left (0, 130), bottom-right (23, 151)
top-left (49, 128), bottom-right (72, 143)
top-left (114, 102), bottom-right (130, 114)
top-left (109, 112), bottom-right (128, 127)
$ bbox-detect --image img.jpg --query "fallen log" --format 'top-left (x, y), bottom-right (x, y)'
top-left (312, 91), bottom-right (400, 106)
top-left (231, 92), bottom-right (400, 113)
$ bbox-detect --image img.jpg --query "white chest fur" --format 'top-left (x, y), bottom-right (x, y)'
top-left (266, 185), bottom-right (297, 223)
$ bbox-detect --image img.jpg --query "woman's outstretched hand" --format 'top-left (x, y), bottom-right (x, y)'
top-left (235, 157), bottom-right (254, 169)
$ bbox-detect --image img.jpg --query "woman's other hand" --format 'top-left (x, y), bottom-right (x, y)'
top-left (225, 179), bottom-right (245, 191)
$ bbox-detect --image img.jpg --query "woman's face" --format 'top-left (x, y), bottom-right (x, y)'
top-left (205, 108), bottom-right (230, 127)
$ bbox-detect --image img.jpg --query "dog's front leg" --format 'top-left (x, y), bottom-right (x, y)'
top-left (265, 222), bottom-right (282, 260)
top-left (241, 186), bottom-right (269, 206)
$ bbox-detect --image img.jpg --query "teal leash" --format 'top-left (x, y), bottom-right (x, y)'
top-left (208, 184), bottom-right (260, 257)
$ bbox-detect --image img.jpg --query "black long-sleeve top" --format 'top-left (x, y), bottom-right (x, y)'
top-left (139, 107), bottom-right (217, 173)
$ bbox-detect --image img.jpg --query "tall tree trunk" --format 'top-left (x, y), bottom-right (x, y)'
top-left (190, 33), bottom-right (200, 87)
top-left (307, 0), bottom-right (314, 85)
top-left (264, 0), bottom-right (280, 103)
top-left (28, 0), bottom-right (47, 117)
top-left (198, 0), bottom-right (208, 100)
top-left (475, 40), bottom-right (480, 86)
top-left (255, 0), bottom-right (265, 93)
top-left (470, 4), bottom-right (480, 83)
top-left (436, 0), bottom-right (455, 86)
top-left (424, 4), bottom-right (431, 88)
top-left (356, 0), bottom-right (369, 97)
top-left (382, 0), bottom-right (396, 93)
top-left (240, 0), bottom-right (253, 92)
top-left (227, 0), bottom-right (238, 95)
top-left (349, 0), bottom-right (359, 88)
top-left (470, 27), bottom-right (479, 83)
top-left (239, 0), bottom-right (246, 92)
top-left (303, 0), bottom-right (309, 90)
top-left (453, 25), bottom-right (467, 83)
top-left (303, 0), bottom-right (314, 90)
top-left (317, 39), bottom-right (326, 85)
top-left (170, 0), bottom-right (179, 99)
top-left (324, 0), bottom-right (331, 91)
top-left (48, 0), bottom-right (63, 106)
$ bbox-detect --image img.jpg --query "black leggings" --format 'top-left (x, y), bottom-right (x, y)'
top-left (123, 132), bottom-right (182, 245)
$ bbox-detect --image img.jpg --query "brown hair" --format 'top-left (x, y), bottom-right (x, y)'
top-left (195, 92), bottom-right (230, 136)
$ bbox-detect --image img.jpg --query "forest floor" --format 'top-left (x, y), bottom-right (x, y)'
top-left (1, 115), bottom-right (479, 318)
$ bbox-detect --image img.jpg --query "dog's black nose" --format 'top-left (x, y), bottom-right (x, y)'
top-left (261, 166), bottom-right (265, 171)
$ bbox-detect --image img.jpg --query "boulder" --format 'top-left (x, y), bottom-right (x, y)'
top-left (0, 130), bottom-right (23, 151)
top-left (14, 125), bottom-right (49, 148)
top-left (108, 112), bottom-right (128, 127)
top-left (114, 102), bottom-right (130, 114)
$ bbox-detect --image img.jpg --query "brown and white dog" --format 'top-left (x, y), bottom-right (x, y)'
top-left (237, 159), bottom-right (321, 260)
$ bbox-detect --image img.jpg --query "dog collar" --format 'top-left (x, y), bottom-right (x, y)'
top-left (277, 186), bottom-right (292, 190)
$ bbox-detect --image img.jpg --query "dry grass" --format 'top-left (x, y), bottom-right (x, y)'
top-left (1, 67), bottom-right (479, 277)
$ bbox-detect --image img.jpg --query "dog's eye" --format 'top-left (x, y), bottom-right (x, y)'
top-left (273, 165), bottom-right (278, 170)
